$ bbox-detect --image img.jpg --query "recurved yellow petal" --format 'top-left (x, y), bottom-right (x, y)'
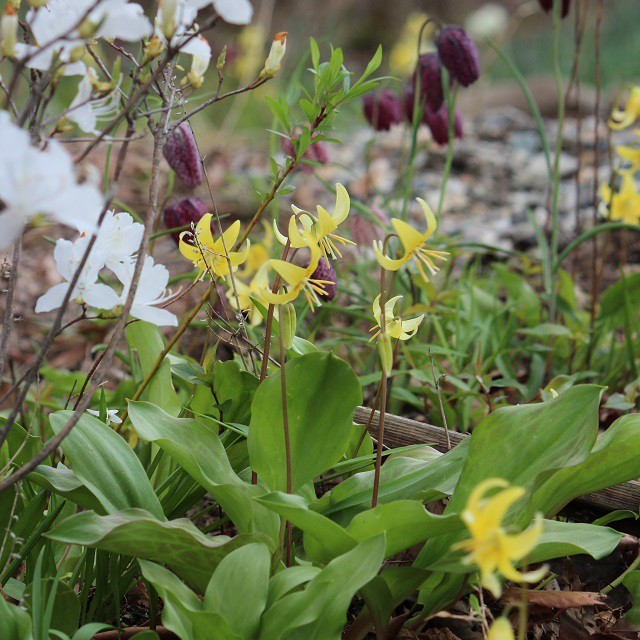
top-left (287, 214), bottom-right (309, 249)
top-left (332, 183), bottom-right (350, 224)
top-left (416, 197), bottom-right (437, 237)
top-left (392, 218), bottom-right (425, 252)
top-left (373, 241), bottom-right (409, 271)
top-left (269, 259), bottom-right (307, 286)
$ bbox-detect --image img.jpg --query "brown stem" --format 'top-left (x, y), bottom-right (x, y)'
top-left (0, 238), bottom-right (21, 383)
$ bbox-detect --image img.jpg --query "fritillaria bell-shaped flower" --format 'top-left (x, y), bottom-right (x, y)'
top-left (363, 90), bottom-right (404, 131)
top-left (164, 197), bottom-right (208, 244)
top-left (413, 52), bottom-right (445, 113)
top-left (311, 257), bottom-right (338, 301)
top-left (163, 123), bottom-right (203, 188)
top-left (436, 25), bottom-right (480, 87)
top-left (424, 104), bottom-right (464, 146)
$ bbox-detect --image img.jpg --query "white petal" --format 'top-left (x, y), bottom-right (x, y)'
top-left (35, 282), bottom-right (70, 312)
top-left (48, 184), bottom-right (104, 234)
top-left (212, 0), bottom-right (253, 24)
top-left (130, 304), bottom-right (178, 326)
top-left (82, 283), bottom-right (121, 310)
top-left (0, 211), bottom-right (26, 251)
top-left (96, 2), bottom-right (153, 41)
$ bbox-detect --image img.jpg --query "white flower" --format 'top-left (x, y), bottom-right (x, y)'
top-left (92, 210), bottom-right (144, 279)
top-left (183, 35), bottom-right (211, 88)
top-left (0, 111), bottom-right (104, 250)
top-left (211, 0), bottom-right (253, 25)
top-left (88, 408), bottom-right (123, 425)
top-left (14, 0), bottom-right (151, 75)
top-left (35, 235), bottom-right (120, 312)
top-left (118, 256), bottom-right (178, 327)
top-left (66, 70), bottom-right (120, 135)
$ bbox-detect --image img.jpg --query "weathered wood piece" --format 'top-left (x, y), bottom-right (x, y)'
top-left (354, 406), bottom-right (640, 513)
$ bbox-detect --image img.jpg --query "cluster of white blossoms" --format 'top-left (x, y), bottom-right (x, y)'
top-left (0, 111), bottom-right (104, 249)
top-left (36, 211), bottom-right (178, 327)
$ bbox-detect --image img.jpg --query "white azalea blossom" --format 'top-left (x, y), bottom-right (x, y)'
top-left (118, 256), bottom-right (178, 327)
top-left (92, 210), bottom-right (144, 280)
top-left (35, 235), bottom-right (121, 312)
top-left (66, 70), bottom-right (120, 135)
top-left (183, 35), bottom-right (211, 87)
top-left (14, 0), bottom-right (151, 75)
top-left (212, 0), bottom-right (253, 24)
top-left (88, 408), bottom-right (123, 425)
top-left (0, 111), bottom-right (104, 250)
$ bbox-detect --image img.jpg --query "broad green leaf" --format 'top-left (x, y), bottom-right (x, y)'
top-left (266, 566), bottom-right (321, 608)
top-left (128, 401), bottom-right (279, 541)
top-left (46, 509), bottom-right (269, 593)
top-left (213, 360), bottom-right (259, 424)
top-left (258, 535), bottom-right (386, 640)
top-left (533, 414), bottom-right (640, 516)
top-left (527, 519), bottom-right (622, 564)
top-left (0, 596), bottom-right (31, 640)
top-left (25, 578), bottom-right (79, 638)
top-left (139, 560), bottom-right (238, 640)
top-left (70, 623), bottom-right (115, 640)
top-left (204, 543), bottom-right (271, 639)
top-left (494, 264), bottom-right (541, 325)
top-left (29, 465), bottom-right (104, 513)
top-left (49, 411), bottom-right (163, 519)
top-left (598, 272), bottom-right (640, 327)
top-left (249, 352), bottom-right (362, 492)
top-left (126, 322), bottom-right (180, 416)
top-left (313, 442), bottom-right (468, 527)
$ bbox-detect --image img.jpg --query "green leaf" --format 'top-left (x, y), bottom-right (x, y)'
top-left (258, 535), bottom-right (386, 640)
top-left (49, 411), bottom-right (163, 519)
top-left (47, 509), bottom-right (269, 593)
top-left (139, 560), bottom-right (238, 640)
top-left (28, 465), bottom-right (104, 513)
top-left (0, 597), bottom-right (31, 640)
top-left (71, 624), bottom-right (115, 640)
top-left (266, 566), bottom-right (321, 608)
top-left (622, 571), bottom-right (640, 625)
top-left (128, 401), bottom-right (279, 541)
top-left (213, 360), bottom-right (259, 424)
top-left (248, 352), bottom-right (362, 492)
top-left (25, 578), bottom-right (79, 638)
top-left (598, 272), bottom-right (640, 327)
top-left (533, 413), bottom-right (640, 516)
top-left (204, 543), bottom-right (271, 638)
top-left (126, 322), bottom-right (180, 416)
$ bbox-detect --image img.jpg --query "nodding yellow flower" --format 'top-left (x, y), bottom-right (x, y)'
top-left (599, 173), bottom-right (640, 225)
top-left (609, 87), bottom-right (640, 131)
top-left (616, 134), bottom-right (640, 173)
top-left (274, 183), bottom-right (354, 259)
top-left (263, 234), bottom-right (333, 310)
top-left (228, 265), bottom-right (270, 327)
top-left (179, 214), bottom-right (250, 281)
top-left (369, 294), bottom-right (424, 342)
top-left (373, 198), bottom-right (449, 282)
top-left (453, 478), bottom-right (546, 598)
top-left (487, 618), bottom-right (515, 640)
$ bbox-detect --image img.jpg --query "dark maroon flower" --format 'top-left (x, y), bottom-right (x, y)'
top-left (538, 0), bottom-right (571, 17)
top-left (413, 53), bottom-right (445, 113)
top-left (311, 257), bottom-right (337, 301)
top-left (282, 136), bottom-right (329, 173)
top-left (163, 123), bottom-right (203, 188)
top-left (403, 85), bottom-right (427, 125)
top-left (436, 25), bottom-right (480, 87)
top-left (164, 197), bottom-right (208, 244)
top-left (349, 207), bottom-right (387, 249)
top-left (363, 90), bottom-right (404, 131)
top-left (424, 105), bottom-right (464, 146)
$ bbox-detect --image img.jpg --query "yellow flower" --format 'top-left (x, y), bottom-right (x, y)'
top-left (369, 294), bottom-right (424, 341)
top-left (228, 265), bottom-right (270, 327)
top-left (263, 234), bottom-right (333, 310)
top-left (599, 173), bottom-right (640, 225)
top-left (487, 618), bottom-right (515, 640)
top-left (373, 198), bottom-right (449, 282)
top-left (274, 183), bottom-right (354, 259)
top-left (616, 134), bottom-right (640, 172)
top-left (609, 87), bottom-right (640, 130)
top-left (179, 214), bottom-right (250, 280)
top-left (453, 478), bottom-right (545, 598)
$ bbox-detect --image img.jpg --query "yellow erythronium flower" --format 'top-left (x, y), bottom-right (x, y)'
top-left (373, 198), bottom-right (449, 282)
top-left (179, 214), bottom-right (250, 280)
top-left (609, 87), bottom-right (640, 130)
top-left (263, 235), bottom-right (332, 310)
top-left (369, 294), bottom-right (424, 341)
top-left (616, 133), bottom-right (640, 172)
top-left (274, 183), bottom-right (354, 259)
top-left (487, 618), bottom-right (515, 640)
top-left (453, 478), bottom-right (546, 598)
top-left (229, 265), bottom-right (270, 327)
top-left (599, 172), bottom-right (640, 225)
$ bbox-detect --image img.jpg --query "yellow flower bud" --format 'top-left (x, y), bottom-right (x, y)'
top-left (377, 333), bottom-right (393, 376)
top-left (280, 302), bottom-right (297, 349)
top-left (144, 36), bottom-right (165, 60)
top-left (260, 32), bottom-right (287, 79)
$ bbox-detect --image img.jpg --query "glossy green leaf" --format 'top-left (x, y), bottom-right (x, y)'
top-left (533, 414), bottom-right (640, 516)
top-left (0, 596), bottom-right (31, 640)
top-left (204, 543), bottom-right (271, 639)
top-left (249, 352), bottom-right (362, 492)
top-left (622, 571), bottom-right (640, 625)
top-left (126, 322), bottom-right (180, 416)
top-left (28, 465), bottom-right (104, 513)
top-left (213, 360), bottom-right (259, 424)
top-left (139, 560), bottom-right (238, 640)
top-left (49, 411), bottom-right (163, 519)
top-left (46, 509), bottom-right (269, 593)
top-left (258, 535), bottom-right (386, 640)
top-left (128, 401), bottom-right (279, 540)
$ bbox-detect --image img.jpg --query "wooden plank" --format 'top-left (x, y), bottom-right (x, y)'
top-left (354, 406), bottom-right (640, 513)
